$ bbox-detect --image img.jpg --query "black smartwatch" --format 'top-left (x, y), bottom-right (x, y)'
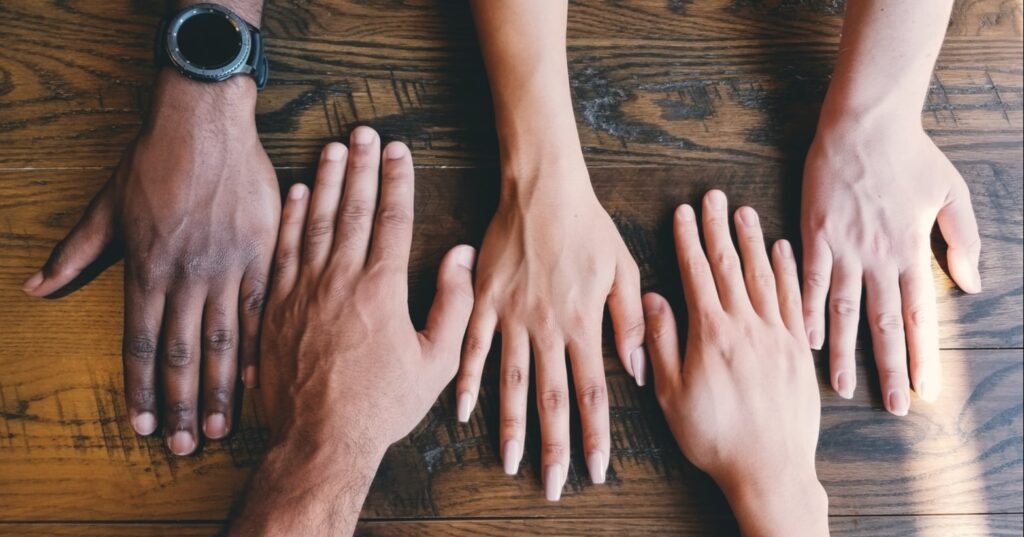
top-left (155, 3), bottom-right (269, 90)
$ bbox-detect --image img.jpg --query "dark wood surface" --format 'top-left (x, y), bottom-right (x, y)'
top-left (0, 0), bottom-right (1021, 535)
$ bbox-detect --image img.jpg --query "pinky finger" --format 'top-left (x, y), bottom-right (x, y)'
top-left (455, 304), bottom-right (497, 423)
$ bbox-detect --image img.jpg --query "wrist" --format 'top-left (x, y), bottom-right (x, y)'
top-left (817, 82), bottom-right (923, 135)
top-left (717, 466), bottom-right (829, 537)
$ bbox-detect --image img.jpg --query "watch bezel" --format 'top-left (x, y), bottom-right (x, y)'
top-left (165, 3), bottom-right (253, 82)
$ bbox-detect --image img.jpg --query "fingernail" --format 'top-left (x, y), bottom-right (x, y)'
top-left (456, 391), bottom-right (473, 423)
top-left (706, 190), bottom-right (726, 210)
top-left (738, 207), bottom-right (758, 226)
top-left (243, 366), bottom-right (258, 389)
top-left (676, 204), bottom-right (695, 222)
top-left (887, 389), bottom-right (910, 417)
top-left (352, 126), bottom-right (375, 145)
top-left (204, 413), bottom-right (227, 439)
top-left (323, 142), bottom-right (346, 161)
top-left (384, 142), bottom-right (408, 159)
top-left (502, 439), bottom-right (521, 475)
top-left (22, 271), bottom-right (43, 292)
top-left (834, 371), bottom-right (854, 399)
top-left (587, 451), bottom-right (606, 484)
top-left (916, 379), bottom-right (938, 403)
top-left (807, 328), bottom-right (823, 350)
top-left (167, 431), bottom-right (196, 456)
top-left (132, 412), bottom-right (156, 436)
top-left (289, 183), bottom-right (307, 200)
top-left (965, 271), bottom-right (983, 294)
top-left (455, 246), bottom-right (476, 270)
top-left (777, 240), bottom-right (793, 259)
top-left (630, 347), bottom-right (646, 387)
top-left (544, 464), bottom-right (564, 501)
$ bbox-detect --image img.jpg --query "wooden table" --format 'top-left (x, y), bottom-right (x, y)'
top-left (1, 1), bottom-right (1021, 535)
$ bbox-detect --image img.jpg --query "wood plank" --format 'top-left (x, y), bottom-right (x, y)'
top-left (0, 514), bottom-right (1021, 536)
top-left (0, 0), bottom-right (1019, 169)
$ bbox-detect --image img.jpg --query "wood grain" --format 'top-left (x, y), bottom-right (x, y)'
top-left (0, 0), bottom-right (1020, 169)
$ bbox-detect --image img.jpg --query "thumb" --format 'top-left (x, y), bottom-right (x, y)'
top-left (936, 181), bottom-right (982, 294)
top-left (420, 245), bottom-right (477, 372)
top-left (23, 183), bottom-right (116, 297)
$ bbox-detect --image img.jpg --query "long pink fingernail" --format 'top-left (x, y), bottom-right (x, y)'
top-left (502, 439), bottom-right (521, 475)
top-left (456, 391), bottom-right (473, 423)
top-left (587, 451), bottom-right (606, 484)
top-left (544, 464), bottom-right (564, 501)
top-left (630, 347), bottom-right (646, 387)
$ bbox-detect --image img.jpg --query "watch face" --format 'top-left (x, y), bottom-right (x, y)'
top-left (167, 4), bottom-right (252, 81)
top-left (177, 12), bottom-right (242, 69)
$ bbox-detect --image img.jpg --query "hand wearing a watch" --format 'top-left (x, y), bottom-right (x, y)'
top-left (22, 1), bottom-right (278, 455)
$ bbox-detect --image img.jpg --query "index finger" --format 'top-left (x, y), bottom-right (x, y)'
top-left (674, 204), bottom-right (720, 314)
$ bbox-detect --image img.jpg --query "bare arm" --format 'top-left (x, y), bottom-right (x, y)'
top-left (801, 0), bottom-right (980, 413)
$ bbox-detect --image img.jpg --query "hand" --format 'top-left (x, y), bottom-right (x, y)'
top-left (456, 159), bottom-right (645, 500)
top-left (21, 71), bottom-right (279, 453)
top-left (232, 129), bottom-right (476, 536)
top-left (801, 119), bottom-right (981, 414)
top-left (643, 190), bottom-right (827, 536)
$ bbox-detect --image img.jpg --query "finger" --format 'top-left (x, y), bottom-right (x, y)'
top-left (239, 259), bottom-right (271, 389)
top-left (455, 303), bottom-right (498, 423)
top-left (498, 328), bottom-right (530, 476)
top-left (201, 284), bottom-right (240, 440)
top-left (673, 204), bottom-right (719, 313)
top-left (801, 235), bottom-right (833, 350)
top-left (828, 260), bottom-right (862, 400)
top-left (271, 184), bottom-right (310, 297)
top-left (24, 182), bottom-right (115, 297)
top-left (771, 240), bottom-right (805, 337)
top-left (567, 321), bottom-right (609, 485)
top-left (608, 258), bottom-right (646, 386)
top-left (367, 142), bottom-right (414, 269)
top-left (642, 293), bottom-right (682, 387)
top-left (534, 338), bottom-right (570, 501)
top-left (734, 206), bottom-right (779, 321)
top-left (701, 190), bottom-right (749, 312)
top-left (122, 276), bottom-right (164, 437)
top-left (161, 291), bottom-right (205, 456)
top-left (865, 269), bottom-right (910, 416)
top-left (302, 142), bottom-right (348, 276)
top-left (420, 245), bottom-right (477, 372)
top-left (937, 180), bottom-right (982, 293)
top-left (333, 126), bottom-right (381, 269)
top-left (900, 258), bottom-right (940, 402)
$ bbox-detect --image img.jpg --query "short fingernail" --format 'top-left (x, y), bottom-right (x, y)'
top-left (456, 391), bottom-right (473, 423)
top-left (132, 412), bottom-right (156, 436)
top-left (204, 413), bottom-right (227, 439)
top-left (167, 431), bottom-right (196, 456)
top-left (384, 142), bottom-right (408, 159)
top-left (324, 142), bottom-right (346, 161)
top-left (22, 270), bottom-right (43, 292)
top-left (502, 439), bottom-right (521, 475)
top-left (455, 246), bottom-right (476, 270)
top-left (676, 204), bottom-right (695, 222)
top-left (587, 451), bottom-right (606, 485)
top-left (289, 183), bottom-right (307, 200)
top-left (916, 379), bottom-right (938, 403)
top-left (706, 189), bottom-right (726, 210)
top-left (887, 389), bottom-right (910, 417)
top-left (544, 464), bottom-right (564, 501)
top-left (630, 347), bottom-right (646, 387)
top-left (352, 126), bottom-right (375, 146)
top-left (243, 366), bottom-right (258, 389)
top-left (738, 207), bottom-right (758, 226)
top-left (777, 240), bottom-right (793, 258)
top-left (807, 328), bottom-right (823, 350)
top-left (834, 371), bottom-right (854, 399)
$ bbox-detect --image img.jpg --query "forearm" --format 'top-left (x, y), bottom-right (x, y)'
top-left (469, 0), bottom-right (585, 185)
top-left (822, 0), bottom-right (954, 127)
top-left (717, 469), bottom-right (829, 537)
top-left (175, 0), bottom-right (263, 26)
top-left (229, 435), bottom-right (384, 537)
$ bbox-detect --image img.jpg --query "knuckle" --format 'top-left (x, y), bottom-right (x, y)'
top-left (173, 255), bottom-right (205, 281)
top-left (128, 387), bottom-right (156, 407)
top-left (168, 401), bottom-right (195, 424)
top-left (751, 270), bottom-right (775, 288)
top-left (305, 216), bottom-right (335, 241)
top-left (340, 201), bottom-right (373, 221)
top-left (126, 335), bottom-right (157, 364)
top-left (377, 204), bottom-right (411, 228)
top-left (542, 442), bottom-right (568, 460)
top-left (684, 256), bottom-right (710, 277)
top-left (578, 384), bottom-right (607, 409)
top-left (540, 389), bottom-right (569, 412)
top-left (204, 329), bottom-right (235, 353)
top-left (830, 298), bottom-right (859, 318)
top-left (874, 312), bottom-right (904, 335)
top-left (244, 280), bottom-right (268, 316)
top-left (907, 304), bottom-right (932, 327)
top-left (697, 313), bottom-right (725, 346)
top-left (805, 270), bottom-right (829, 290)
top-left (501, 415), bottom-right (524, 432)
top-left (503, 366), bottom-right (527, 388)
top-left (464, 335), bottom-right (492, 358)
top-left (165, 340), bottom-right (195, 369)
top-left (619, 316), bottom-right (646, 341)
top-left (712, 251), bottom-right (739, 272)
top-left (207, 386), bottom-right (232, 407)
